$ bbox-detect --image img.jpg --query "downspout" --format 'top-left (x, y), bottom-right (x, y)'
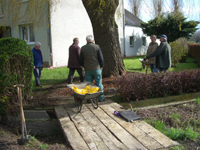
top-left (122, 0), bottom-right (126, 58)
top-left (48, 1), bottom-right (53, 67)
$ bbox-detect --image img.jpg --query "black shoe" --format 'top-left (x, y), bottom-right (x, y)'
top-left (99, 98), bottom-right (105, 102)
top-left (87, 99), bottom-right (92, 103)
top-left (36, 84), bottom-right (42, 87)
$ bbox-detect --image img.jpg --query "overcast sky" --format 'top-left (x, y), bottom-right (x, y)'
top-left (124, 0), bottom-right (200, 30)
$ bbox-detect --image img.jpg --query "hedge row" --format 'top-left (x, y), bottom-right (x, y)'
top-left (188, 43), bottom-right (200, 66)
top-left (0, 37), bottom-right (33, 113)
top-left (117, 69), bottom-right (200, 101)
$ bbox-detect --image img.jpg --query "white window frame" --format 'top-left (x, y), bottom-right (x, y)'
top-left (130, 36), bottom-right (134, 47)
top-left (19, 24), bottom-right (35, 45)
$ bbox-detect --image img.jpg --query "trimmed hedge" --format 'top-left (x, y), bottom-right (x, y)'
top-left (188, 43), bottom-right (200, 66)
top-left (117, 70), bottom-right (200, 101)
top-left (0, 37), bottom-right (33, 113)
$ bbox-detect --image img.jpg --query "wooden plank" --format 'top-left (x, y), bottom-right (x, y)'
top-left (80, 105), bottom-right (129, 150)
top-left (108, 102), bottom-right (179, 148)
top-left (65, 105), bottom-right (109, 150)
top-left (54, 105), bottom-right (89, 150)
top-left (100, 104), bottom-right (163, 150)
top-left (86, 104), bottom-right (147, 150)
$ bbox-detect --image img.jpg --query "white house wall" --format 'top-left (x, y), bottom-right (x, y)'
top-left (50, 0), bottom-right (93, 67)
top-left (50, 0), bottom-right (124, 67)
top-left (125, 25), bottom-right (151, 57)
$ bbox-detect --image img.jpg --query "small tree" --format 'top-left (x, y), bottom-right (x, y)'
top-left (175, 37), bottom-right (189, 62)
top-left (170, 41), bottom-right (184, 67)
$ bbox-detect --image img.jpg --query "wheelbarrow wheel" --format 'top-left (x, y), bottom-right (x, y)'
top-left (74, 98), bottom-right (83, 112)
top-left (91, 98), bottom-right (98, 109)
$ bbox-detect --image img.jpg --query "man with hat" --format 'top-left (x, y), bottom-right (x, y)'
top-left (144, 34), bottom-right (171, 72)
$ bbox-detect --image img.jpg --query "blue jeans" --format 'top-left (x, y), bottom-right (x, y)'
top-left (85, 69), bottom-right (104, 101)
top-left (150, 64), bottom-right (158, 73)
top-left (34, 67), bottom-right (42, 85)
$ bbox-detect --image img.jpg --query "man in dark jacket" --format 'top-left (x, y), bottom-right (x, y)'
top-left (67, 38), bottom-right (84, 84)
top-left (32, 42), bottom-right (43, 87)
top-left (144, 34), bottom-right (171, 72)
top-left (80, 35), bottom-right (104, 101)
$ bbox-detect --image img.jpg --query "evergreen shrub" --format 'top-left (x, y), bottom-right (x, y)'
top-left (117, 69), bottom-right (200, 102)
top-left (0, 37), bottom-right (33, 113)
top-left (169, 41), bottom-right (184, 67)
top-left (175, 37), bottom-right (189, 63)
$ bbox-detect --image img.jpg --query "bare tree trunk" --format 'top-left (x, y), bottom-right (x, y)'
top-left (82, 0), bottom-right (126, 77)
top-left (129, 0), bottom-right (142, 18)
top-left (152, 0), bottom-right (163, 18)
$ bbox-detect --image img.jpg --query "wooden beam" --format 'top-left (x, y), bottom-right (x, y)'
top-left (108, 102), bottom-right (179, 148)
top-left (80, 105), bottom-right (129, 150)
top-left (65, 106), bottom-right (109, 150)
top-left (54, 105), bottom-right (89, 150)
top-left (86, 104), bottom-right (147, 150)
top-left (100, 104), bottom-right (163, 150)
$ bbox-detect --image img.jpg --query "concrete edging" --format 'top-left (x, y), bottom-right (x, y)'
top-left (120, 92), bottom-right (200, 109)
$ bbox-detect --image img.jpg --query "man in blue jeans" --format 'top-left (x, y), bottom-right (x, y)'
top-left (32, 42), bottom-right (43, 87)
top-left (80, 35), bottom-right (104, 102)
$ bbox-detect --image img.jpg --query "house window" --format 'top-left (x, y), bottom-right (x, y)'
top-left (0, 27), bottom-right (11, 38)
top-left (143, 37), bottom-right (146, 46)
top-left (19, 24), bottom-right (35, 44)
top-left (130, 36), bottom-right (134, 47)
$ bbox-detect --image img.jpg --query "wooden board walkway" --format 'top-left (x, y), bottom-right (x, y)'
top-left (54, 101), bottom-right (179, 150)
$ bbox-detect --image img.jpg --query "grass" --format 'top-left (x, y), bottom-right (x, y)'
top-left (145, 119), bottom-right (199, 141)
top-left (197, 97), bottom-right (200, 105)
top-left (32, 67), bottom-right (79, 90)
top-left (124, 56), bottom-right (199, 73)
top-left (32, 56), bottom-right (199, 90)
top-left (25, 136), bottom-right (49, 149)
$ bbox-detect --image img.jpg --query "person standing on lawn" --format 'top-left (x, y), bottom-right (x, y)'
top-left (32, 42), bottom-right (43, 87)
top-left (144, 34), bottom-right (171, 72)
top-left (80, 35), bottom-right (104, 102)
top-left (146, 35), bottom-right (159, 73)
top-left (67, 37), bottom-right (84, 84)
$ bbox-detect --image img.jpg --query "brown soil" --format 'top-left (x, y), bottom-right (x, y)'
top-left (1, 76), bottom-right (200, 149)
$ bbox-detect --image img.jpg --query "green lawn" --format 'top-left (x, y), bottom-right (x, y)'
top-left (125, 56), bottom-right (199, 73)
top-left (33, 56), bottom-right (199, 90)
top-left (32, 67), bottom-right (79, 90)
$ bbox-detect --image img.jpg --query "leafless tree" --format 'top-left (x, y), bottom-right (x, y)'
top-left (152, 0), bottom-right (164, 18)
top-left (129, 0), bottom-right (142, 18)
top-left (189, 30), bottom-right (200, 43)
top-left (171, 0), bottom-right (183, 15)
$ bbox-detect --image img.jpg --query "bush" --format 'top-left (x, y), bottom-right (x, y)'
top-left (170, 41), bottom-right (184, 67)
top-left (188, 43), bottom-right (200, 66)
top-left (175, 37), bottom-right (189, 63)
top-left (117, 70), bottom-right (200, 102)
top-left (0, 37), bottom-right (33, 113)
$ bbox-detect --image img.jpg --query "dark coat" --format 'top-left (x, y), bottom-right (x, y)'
top-left (80, 42), bottom-right (104, 71)
top-left (146, 40), bottom-right (171, 69)
top-left (32, 47), bottom-right (43, 68)
top-left (67, 43), bottom-right (82, 68)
